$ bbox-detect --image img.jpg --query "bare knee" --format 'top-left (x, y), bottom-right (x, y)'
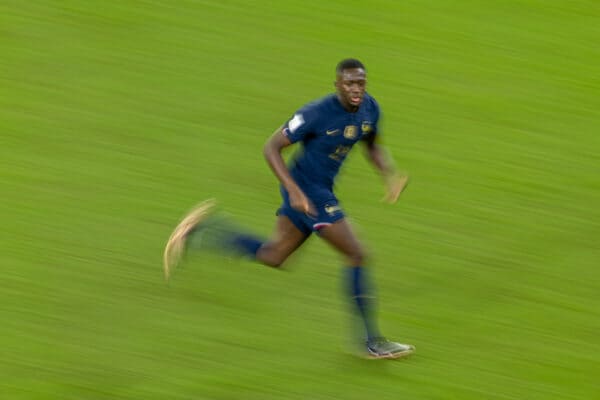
top-left (261, 255), bottom-right (286, 268)
top-left (347, 245), bottom-right (368, 266)
top-left (256, 245), bottom-right (288, 268)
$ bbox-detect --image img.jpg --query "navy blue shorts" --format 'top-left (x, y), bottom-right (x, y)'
top-left (277, 188), bottom-right (345, 236)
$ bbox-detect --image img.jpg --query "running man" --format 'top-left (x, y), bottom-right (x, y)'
top-left (164, 58), bottom-right (414, 359)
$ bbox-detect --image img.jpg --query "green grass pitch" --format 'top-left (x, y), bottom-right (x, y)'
top-left (2, 1), bottom-right (599, 399)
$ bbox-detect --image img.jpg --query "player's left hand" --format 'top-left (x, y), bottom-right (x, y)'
top-left (383, 173), bottom-right (409, 204)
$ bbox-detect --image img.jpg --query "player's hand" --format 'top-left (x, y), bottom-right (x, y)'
top-left (288, 186), bottom-right (317, 216)
top-left (383, 173), bottom-right (409, 204)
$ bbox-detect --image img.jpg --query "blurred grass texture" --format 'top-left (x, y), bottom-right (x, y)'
top-left (1, 1), bottom-right (599, 399)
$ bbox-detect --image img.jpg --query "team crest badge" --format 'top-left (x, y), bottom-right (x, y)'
top-left (344, 125), bottom-right (358, 139)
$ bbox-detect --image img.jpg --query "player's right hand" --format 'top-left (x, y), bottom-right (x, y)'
top-left (288, 186), bottom-right (317, 217)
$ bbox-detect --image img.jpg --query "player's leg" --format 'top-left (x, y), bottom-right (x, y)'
top-left (192, 213), bottom-right (308, 267)
top-left (255, 215), bottom-right (310, 267)
top-left (164, 199), bottom-right (266, 279)
top-left (318, 219), bottom-right (414, 359)
top-left (318, 219), bottom-right (379, 338)
top-left (166, 198), bottom-right (309, 272)
top-left (250, 190), bottom-right (313, 267)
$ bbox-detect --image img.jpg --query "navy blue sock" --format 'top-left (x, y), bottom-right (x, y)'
top-left (186, 214), bottom-right (263, 259)
top-left (347, 266), bottom-right (381, 341)
top-left (227, 233), bottom-right (263, 258)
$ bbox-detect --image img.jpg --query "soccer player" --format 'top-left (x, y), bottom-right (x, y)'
top-left (164, 59), bottom-right (414, 359)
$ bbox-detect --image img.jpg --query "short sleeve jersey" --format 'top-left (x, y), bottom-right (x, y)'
top-left (282, 93), bottom-right (380, 205)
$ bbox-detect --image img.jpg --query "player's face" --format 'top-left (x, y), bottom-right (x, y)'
top-left (335, 68), bottom-right (367, 111)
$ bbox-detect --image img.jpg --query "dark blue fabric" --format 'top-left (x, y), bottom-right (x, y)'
top-left (276, 186), bottom-right (345, 235)
top-left (348, 266), bottom-right (380, 341)
top-left (282, 93), bottom-right (380, 205)
top-left (228, 234), bottom-right (263, 258)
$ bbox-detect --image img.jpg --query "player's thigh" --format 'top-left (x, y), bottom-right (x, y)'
top-left (318, 218), bottom-right (366, 265)
top-left (270, 214), bottom-right (309, 250)
top-left (257, 215), bottom-right (309, 266)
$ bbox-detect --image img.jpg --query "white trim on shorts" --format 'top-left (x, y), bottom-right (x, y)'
top-left (313, 222), bottom-right (332, 231)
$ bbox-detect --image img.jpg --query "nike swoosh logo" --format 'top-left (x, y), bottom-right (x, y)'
top-left (326, 129), bottom-right (340, 136)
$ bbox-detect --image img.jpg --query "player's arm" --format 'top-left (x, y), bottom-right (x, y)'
top-left (362, 133), bottom-right (409, 203)
top-left (263, 126), bottom-right (316, 215)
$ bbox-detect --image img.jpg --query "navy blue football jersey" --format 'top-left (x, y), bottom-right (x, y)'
top-left (282, 93), bottom-right (380, 205)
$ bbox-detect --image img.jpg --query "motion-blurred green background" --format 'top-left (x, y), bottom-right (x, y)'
top-left (2, 1), bottom-right (599, 399)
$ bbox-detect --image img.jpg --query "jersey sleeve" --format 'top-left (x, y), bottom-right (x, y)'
top-left (282, 106), bottom-right (319, 144)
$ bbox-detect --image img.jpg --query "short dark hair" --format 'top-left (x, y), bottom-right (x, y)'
top-left (336, 58), bottom-right (366, 74)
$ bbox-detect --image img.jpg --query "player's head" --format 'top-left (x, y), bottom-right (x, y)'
top-left (335, 58), bottom-right (367, 111)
